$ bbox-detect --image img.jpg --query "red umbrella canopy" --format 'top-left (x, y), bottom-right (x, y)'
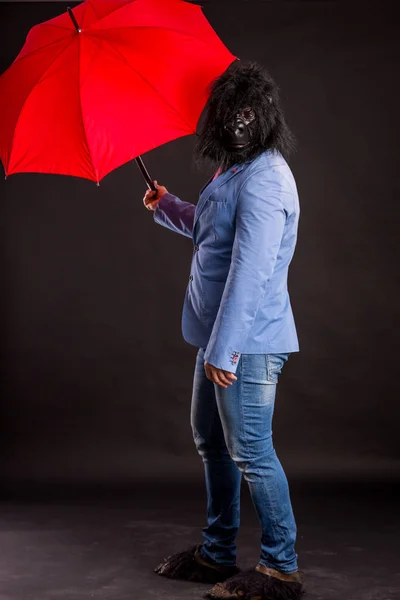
top-left (0, 0), bottom-right (236, 183)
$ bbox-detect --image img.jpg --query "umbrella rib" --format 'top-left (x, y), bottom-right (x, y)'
top-left (39, 23), bottom-right (72, 32)
top-left (97, 36), bottom-right (196, 134)
top-left (74, 0), bottom-right (95, 176)
top-left (7, 40), bottom-right (77, 174)
top-left (84, 0), bottom-right (200, 29)
top-left (82, 0), bottom-right (90, 32)
top-left (14, 4), bottom-right (89, 65)
top-left (77, 37), bottom-right (97, 181)
top-left (93, 25), bottom-right (216, 52)
top-left (14, 33), bottom-right (73, 65)
top-left (86, 0), bottom-right (100, 21)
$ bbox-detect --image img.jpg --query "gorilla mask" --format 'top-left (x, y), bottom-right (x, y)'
top-left (194, 61), bottom-right (295, 174)
top-left (220, 107), bottom-right (256, 151)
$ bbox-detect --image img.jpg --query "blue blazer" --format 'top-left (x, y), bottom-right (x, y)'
top-left (153, 149), bottom-right (300, 373)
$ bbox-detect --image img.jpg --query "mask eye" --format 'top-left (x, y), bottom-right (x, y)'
top-left (239, 107), bottom-right (255, 125)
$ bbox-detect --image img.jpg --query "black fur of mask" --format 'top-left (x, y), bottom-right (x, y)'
top-left (193, 60), bottom-right (296, 174)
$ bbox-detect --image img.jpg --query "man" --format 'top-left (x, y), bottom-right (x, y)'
top-left (143, 61), bottom-right (304, 600)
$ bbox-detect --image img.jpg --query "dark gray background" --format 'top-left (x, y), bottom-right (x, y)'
top-left (0, 1), bottom-right (399, 488)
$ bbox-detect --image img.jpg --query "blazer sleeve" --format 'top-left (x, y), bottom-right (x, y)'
top-left (203, 168), bottom-right (291, 374)
top-left (153, 192), bottom-right (195, 239)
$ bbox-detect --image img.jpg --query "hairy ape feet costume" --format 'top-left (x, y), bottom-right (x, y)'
top-left (151, 61), bottom-right (304, 600)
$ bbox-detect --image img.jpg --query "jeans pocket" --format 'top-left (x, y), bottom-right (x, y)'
top-left (241, 354), bottom-right (273, 384)
top-left (266, 353), bottom-right (290, 383)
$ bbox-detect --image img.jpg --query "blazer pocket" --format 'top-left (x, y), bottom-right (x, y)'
top-left (198, 199), bottom-right (226, 242)
top-left (206, 199), bottom-right (231, 242)
top-left (207, 198), bottom-right (228, 204)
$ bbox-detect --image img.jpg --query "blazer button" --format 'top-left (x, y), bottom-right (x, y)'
top-left (194, 244), bottom-right (199, 251)
top-left (189, 275), bottom-right (193, 281)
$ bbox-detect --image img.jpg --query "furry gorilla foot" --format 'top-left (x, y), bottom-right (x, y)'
top-left (154, 544), bottom-right (240, 584)
top-left (205, 566), bottom-right (305, 599)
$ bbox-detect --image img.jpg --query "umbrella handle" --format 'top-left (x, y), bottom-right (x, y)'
top-left (135, 156), bottom-right (157, 193)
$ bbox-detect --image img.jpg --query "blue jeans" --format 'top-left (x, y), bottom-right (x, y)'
top-left (190, 348), bottom-right (298, 574)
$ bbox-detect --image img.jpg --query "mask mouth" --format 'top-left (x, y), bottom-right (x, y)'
top-left (220, 134), bottom-right (252, 150)
top-left (220, 128), bottom-right (250, 150)
top-left (224, 141), bottom-right (251, 150)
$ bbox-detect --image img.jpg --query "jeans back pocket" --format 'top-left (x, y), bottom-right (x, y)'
top-left (266, 353), bottom-right (291, 383)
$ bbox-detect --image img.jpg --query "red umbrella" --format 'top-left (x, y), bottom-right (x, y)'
top-left (0, 0), bottom-right (236, 185)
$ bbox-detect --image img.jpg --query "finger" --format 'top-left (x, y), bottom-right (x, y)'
top-left (224, 371), bottom-right (238, 381)
top-left (209, 367), bottom-right (232, 386)
top-left (205, 365), bottom-right (220, 385)
top-left (205, 364), bottom-right (228, 387)
top-left (217, 370), bottom-right (232, 386)
top-left (211, 370), bottom-right (228, 388)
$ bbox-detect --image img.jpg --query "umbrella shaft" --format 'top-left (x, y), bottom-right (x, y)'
top-left (135, 156), bottom-right (157, 192)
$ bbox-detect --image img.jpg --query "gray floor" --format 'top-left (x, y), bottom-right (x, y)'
top-left (0, 481), bottom-right (399, 600)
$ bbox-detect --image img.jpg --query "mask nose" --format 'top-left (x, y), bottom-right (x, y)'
top-left (224, 119), bottom-right (246, 140)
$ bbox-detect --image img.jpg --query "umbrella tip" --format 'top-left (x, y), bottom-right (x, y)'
top-left (96, 181), bottom-right (100, 187)
top-left (67, 7), bottom-right (82, 34)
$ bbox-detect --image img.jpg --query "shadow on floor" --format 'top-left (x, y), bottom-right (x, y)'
top-left (0, 480), bottom-right (399, 600)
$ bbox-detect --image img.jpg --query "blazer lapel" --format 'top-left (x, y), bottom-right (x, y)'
top-left (193, 161), bottom-right (249, 233)
top-left (199, 173), bottom-right (215, 196)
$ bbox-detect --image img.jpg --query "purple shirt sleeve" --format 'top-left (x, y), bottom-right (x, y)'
top-left (153, 192), bottom-right (195, 239)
